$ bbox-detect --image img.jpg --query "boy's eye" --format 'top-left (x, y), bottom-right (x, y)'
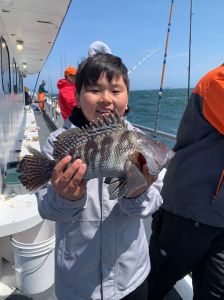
top-left (113, 90), bottom-right (120, 94)
top-left (87, 87), bottom-right (99, 93)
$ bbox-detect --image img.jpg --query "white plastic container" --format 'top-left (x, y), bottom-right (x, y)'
top-left (10, 220), bottom-right (55, 294)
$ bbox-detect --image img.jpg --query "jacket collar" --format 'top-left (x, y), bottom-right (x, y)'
top-left (63, 106), bottom-right (89, 130)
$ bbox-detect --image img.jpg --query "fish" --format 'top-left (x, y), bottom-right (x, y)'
top-left (18, 110), bottom-right (174, 199)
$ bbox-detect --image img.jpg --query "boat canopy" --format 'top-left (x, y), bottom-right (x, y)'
top-left (0, 0), bottom-right (71, 74)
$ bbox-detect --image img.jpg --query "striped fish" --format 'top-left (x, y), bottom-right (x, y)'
top-left (18, 111), bottom-right (174, 199)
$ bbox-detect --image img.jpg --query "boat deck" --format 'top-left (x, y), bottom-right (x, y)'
top-left (4, 287), bottom-right (182, 300)
top-left (1, 108), bottom-right (184, 300)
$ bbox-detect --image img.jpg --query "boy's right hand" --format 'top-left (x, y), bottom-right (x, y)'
top-left (51, 156), bottom-right (87, 201)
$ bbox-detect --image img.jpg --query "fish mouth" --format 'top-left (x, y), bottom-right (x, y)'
top-left (129, 151), bottom-right (146, 172)
top-left (137, 152), bottom-right (147, 171)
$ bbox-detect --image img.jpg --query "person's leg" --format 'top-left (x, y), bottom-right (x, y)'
top-left (192, 229), bottom-right (224, 300)
top-left (39, 101), bottom-right (44, 111)
top-left (122, 278), bottom-right (148, 300)
top-left (148, 209), bottom-right (219, 300)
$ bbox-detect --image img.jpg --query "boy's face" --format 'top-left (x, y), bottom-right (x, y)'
top-left (76, 74), bottom-right (128, 123)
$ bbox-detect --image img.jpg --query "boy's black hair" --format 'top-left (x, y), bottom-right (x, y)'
top-left (75, 53), bottom-right (129, 94)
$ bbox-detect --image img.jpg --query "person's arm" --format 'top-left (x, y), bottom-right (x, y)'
top-left (118, 168), bottom-right (165, 218)
top-left (38, 85), bottom-right (48, 93)
top-left (196, 71), bottom-right (224, 134)
top-left (37, 183), bottom-right (87, 222)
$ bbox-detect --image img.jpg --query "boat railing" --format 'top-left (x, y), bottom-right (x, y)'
top-left (44, 96), bottom-right (63, 130)
top-left (132, 123), bottom-right (176, 143)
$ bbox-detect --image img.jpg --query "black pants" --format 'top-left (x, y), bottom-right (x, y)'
top-left (123, 278), bottom-right (148, 300)
top-left (148, 209), bottom-right (224, 300)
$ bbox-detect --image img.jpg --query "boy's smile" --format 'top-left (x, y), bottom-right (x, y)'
top-left (77, 74), bottom-right (128, 123)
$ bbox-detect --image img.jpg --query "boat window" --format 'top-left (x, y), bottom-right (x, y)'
top-left (12, 58), bottom-right (18, 93)
top-left (0, 37), bottom-right (11, 94)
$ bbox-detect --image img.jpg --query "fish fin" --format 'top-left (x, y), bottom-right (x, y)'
top-left (53, 127), bottom-right (83, 160)
top-left (53, 110), bottom-right (127, 160)
top-left (18, 147), bottom-right (56, 192)
top-left (107, 177), bottom-right (127, 200)
top-left (124, 160), bottom-right (148, 198)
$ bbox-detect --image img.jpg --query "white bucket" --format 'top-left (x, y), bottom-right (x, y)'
top-left (10, 220), bottom-right (55, 294)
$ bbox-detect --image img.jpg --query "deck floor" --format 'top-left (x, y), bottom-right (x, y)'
top-left (5, 286), bottom-right (182, 300)
top-left (34, 110), bottom-right (53, 149)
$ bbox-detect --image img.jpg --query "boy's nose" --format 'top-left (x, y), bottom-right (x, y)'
top-left (101, 91), bottom-right (112, 103)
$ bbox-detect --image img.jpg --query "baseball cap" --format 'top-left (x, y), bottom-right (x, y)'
top-left (88, 41), bottom-right (112, 57)
top-left (64, 66), bottom-right (77, 77)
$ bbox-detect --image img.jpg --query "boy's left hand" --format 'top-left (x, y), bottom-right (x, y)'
top-left (125, 164), bottom-right (157, 198)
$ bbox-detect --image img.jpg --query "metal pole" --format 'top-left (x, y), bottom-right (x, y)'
top-left (32, 71), bottom-right (40, 101)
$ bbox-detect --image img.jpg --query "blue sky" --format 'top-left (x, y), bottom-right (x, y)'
top-left (25, 0), bottom-right (224, 93)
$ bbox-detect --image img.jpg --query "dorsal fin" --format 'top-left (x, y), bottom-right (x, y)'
top-left (53, 110), bottom-right (127, 160)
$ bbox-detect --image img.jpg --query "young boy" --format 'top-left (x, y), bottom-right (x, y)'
top-left (37, 53), bottom-right (164, 300)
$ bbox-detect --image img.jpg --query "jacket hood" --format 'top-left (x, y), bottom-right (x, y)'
top-left (57, 79), bottom-right (74, 89)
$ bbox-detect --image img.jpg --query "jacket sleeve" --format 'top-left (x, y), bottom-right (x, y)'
top-left (36, 130), bottom-right (87, 222)
top-left (118, 168), bottom-right (165, 217)
top-left (194, 66), bottom-right (224, 134)
top-left (203, 77), bottom-right (224, 134)
top-left (36, 185), bottom-right (87, 222)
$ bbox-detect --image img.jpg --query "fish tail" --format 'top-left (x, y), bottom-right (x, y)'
top-left (18, 147), bottom-right (56, 192)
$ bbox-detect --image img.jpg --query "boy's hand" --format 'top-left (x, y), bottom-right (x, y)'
top-left (125, 164), bottom-right (157, 198)
top-left (51, 156), bottom-right (87, 201)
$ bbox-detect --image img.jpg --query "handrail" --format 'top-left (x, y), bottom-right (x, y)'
top-left (133, 123), bottom-right (176, 142)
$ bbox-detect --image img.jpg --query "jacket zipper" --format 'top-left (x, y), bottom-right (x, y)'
top-left (99, 178), bottom-right (104, 299)
top-left (213, 169), bottom-right (224, 199)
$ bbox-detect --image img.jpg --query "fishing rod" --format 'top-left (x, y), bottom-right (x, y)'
top-left (128, 46), bottom-right (161, 75)
top-left (32, 71), bottom-right (40, 101)
top-left (154, 0), bottom-right (174, 137)
top-left (59, 53), bottom-right (63, 77)
top-left (187, 0), bottom-right (193, 102)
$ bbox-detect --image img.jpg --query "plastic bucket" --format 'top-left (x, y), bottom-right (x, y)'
top-left (10, 220), bottom-right (55, 294)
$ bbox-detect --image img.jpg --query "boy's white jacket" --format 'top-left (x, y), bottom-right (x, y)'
top-left (36, 119), bottom-right (164, 300)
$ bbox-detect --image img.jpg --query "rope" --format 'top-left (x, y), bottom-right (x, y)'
top-left (187, 0), bottom-right (193, 103)
top-left (128, 46), bottom-right (161, 75)
top-left (154, 0), bottom-right (174, 137)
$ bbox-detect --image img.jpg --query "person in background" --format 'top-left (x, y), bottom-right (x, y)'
top-left (36, 53), bottom-right (165, 300)
top-left (38, 80), bottom-right (48, 111)
top-left (24, 86), bottom-right (32, 106)
top-left (88, 40), bottom-right (112, 57)
top-left (57, 66), bottom-right (77, 120)
top-left (148, 64), bottom-right (224, 300)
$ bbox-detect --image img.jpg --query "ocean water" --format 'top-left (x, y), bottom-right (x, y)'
top-left (127, 88), bottom-right (190, 136)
